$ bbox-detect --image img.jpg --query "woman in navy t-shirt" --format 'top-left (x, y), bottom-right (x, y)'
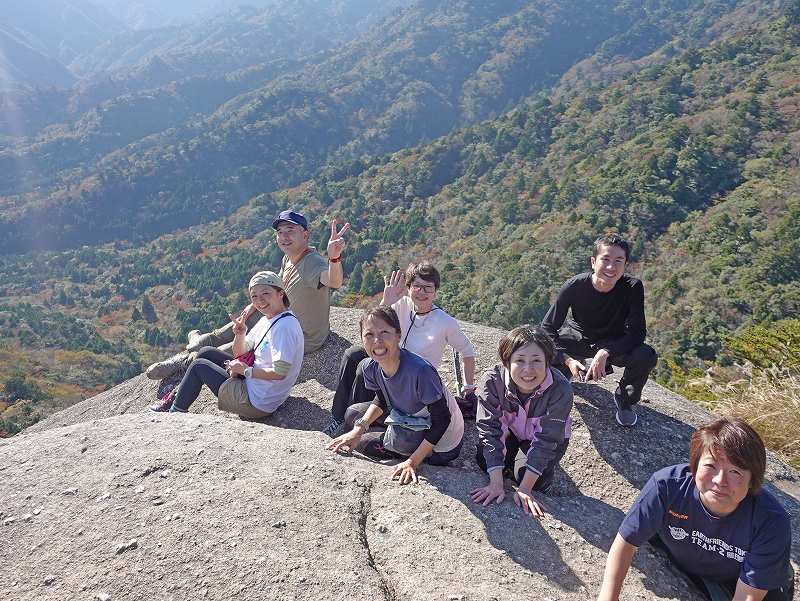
top-left (596, 418), bottom-right (793, 601)
top-left (327, 305), bottom-right (464, 484)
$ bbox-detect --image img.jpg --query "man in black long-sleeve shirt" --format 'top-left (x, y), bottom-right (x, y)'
top-left (541, 234), bottom-right (657, 427)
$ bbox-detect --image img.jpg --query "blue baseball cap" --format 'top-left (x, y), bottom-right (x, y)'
top-left (272, 210), bottom-right (308, 230)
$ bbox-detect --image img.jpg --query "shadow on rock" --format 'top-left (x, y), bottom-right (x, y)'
top-left (426, 467), bottom-right (587, 593)
top-left (763, 483), bottom-right (800, 564)
top-left (296, 331), bottom-right (351, 390)
top-left (572, 383), bottom-right (695, 488)
top-left (240, 395), bottom-right (331, 432)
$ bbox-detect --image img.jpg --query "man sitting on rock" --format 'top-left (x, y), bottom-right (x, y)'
top-left (145, 210), bottom-right (349, 380)
top-left (541, 233), bottom-right (657, 427)
top-left (596, 418), bottom-right (793, 601)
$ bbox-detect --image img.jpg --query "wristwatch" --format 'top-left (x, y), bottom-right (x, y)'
top-left (353, 417), bottom-right (369, 433)
top-left (244, 367), bottom-right (253, 379)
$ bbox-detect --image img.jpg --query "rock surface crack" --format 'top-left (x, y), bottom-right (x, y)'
top-left (357, 482), bottom-right (397, 601)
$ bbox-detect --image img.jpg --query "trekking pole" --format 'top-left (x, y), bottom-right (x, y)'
top-left (453, 349), bottom-right (463, 394)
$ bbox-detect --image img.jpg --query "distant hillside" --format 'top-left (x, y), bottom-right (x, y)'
top-left (0, 1), bottom-right (123, 90)
top-left (71, 1), bottom-right (411, 79)
top-left (0, 0), bottom-right (764, 253)
top-left (0, 0), bottom-right (797, 436)
top-left (0, 28), bottom-right (76, 91)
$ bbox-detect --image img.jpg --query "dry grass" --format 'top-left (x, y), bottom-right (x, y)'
top-left (713, 370), bottom-right (800, 467)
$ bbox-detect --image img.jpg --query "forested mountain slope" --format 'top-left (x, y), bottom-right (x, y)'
top-left (71, 1), bottom-right (411, 79)
top-left (0, 0), bottom-right (797, 438)
top-left (0, 1), bottom-right (124, 90)
top-left (0, 0), bottom-right (764, 253)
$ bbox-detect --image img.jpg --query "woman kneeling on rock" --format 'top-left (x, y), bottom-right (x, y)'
top-left (471, 325), bottom-right (573, 518)
top-left (327, 305), bottom-right (464, 484)
top-left (150, 271), bottom-right (304, 417)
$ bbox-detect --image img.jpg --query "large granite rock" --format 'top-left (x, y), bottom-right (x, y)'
top-left (2, 307), bottom-right (798, 600)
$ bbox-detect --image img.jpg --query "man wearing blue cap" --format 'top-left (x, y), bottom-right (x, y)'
top-left (272, 210), bottom-right (349, 352)
top-left (145, 210), bottom-right (349, 379)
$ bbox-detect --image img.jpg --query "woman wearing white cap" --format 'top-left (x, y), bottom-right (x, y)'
top-left (150, 271), bottom-right (304, 417)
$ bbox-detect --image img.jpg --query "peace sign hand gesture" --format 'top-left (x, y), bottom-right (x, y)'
top-left (327, 219), bottom-right (351, 260)
top-left (229, 311), bottom-right (248, 336)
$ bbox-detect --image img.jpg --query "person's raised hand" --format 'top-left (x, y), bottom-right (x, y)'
top-left (229, 311), bottom-right (247, 336)
top-left (327, 219), bottom-right (351, 260)
top-left (382, 270), bottom-right (406, 306)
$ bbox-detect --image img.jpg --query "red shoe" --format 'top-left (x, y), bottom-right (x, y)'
top-left (149, 391), bottom-right (175, 413)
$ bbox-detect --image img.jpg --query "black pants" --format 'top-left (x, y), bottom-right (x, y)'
top-left (331, 345), bottom-right (375, 421)
top-left (344, 401), bottom-right (461, 465)
top-left (554, 328), bottom-right (657, 405)
top-left (173, 347), bottom-right (232, 411)
top-left (475, 430), bottom-right (569, 493)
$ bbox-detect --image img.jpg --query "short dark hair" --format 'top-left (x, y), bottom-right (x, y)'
top-left (689, 418), bottom-right (766, 494)
top-left (498, 325), bottom-right (556, 369)
top-left (404, 262), bottom-right (440, 290)
top-left (271, 285), bottom-right (290, 308)
top-left (593, 234), bottom-right (631, 262)
top-left (359, 305), bottom-right (401, 337)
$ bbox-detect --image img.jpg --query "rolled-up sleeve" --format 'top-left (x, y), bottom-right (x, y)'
top-left (445, 317), bottom-right (476, 358)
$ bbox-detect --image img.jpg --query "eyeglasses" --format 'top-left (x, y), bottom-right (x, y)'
top-left (410, 283), bottom-right (435, 293)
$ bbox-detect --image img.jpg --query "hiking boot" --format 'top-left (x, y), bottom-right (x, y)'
top-left (456, 391), bottom-right (478, 420)
top-left (145, 353), bottom-right (191, 380)
top-left (322, 417), bottom-right (346, 438)
top-left (614, 385), bottom-right (638, 427)
top-left (186, 330), bottom-right (201, 348)
top-left (149, 392), bottom-right (175, 413)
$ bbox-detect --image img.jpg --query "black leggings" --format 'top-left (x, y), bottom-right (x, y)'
top-left (330, 345), bottom-right (374, 421)
top-left (172, 347), bottom-right (232, 411)
top-left (475, 430), bottom-right (569, 493)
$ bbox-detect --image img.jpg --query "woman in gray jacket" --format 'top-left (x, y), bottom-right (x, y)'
top-left (471, 325), bottom-right (573, 518)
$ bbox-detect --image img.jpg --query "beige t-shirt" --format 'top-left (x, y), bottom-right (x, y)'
top-left (279, 250), bottom-right (330, 353)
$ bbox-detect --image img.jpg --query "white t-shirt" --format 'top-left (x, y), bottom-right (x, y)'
top-left (244, 311), bottom-right (304, 413)
top-left (391, 296), bottom-right (476, 369)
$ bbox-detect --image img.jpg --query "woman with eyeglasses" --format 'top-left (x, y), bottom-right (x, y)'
top-left (322, 262), bottom-right (477, 438)
top-left (327, 305), bottom-right (464, 483)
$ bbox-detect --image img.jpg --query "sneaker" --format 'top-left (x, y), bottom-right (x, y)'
top-left (149, 391), bottom-right (175, 413)
top-left (145, 353), bottom-right (191, 380)
top-left (186, 329), bottom-right (201, 347)
top-left (322, 417), bottom-right (346, 438)
top-left (614, 385), bottom-right (638, 427)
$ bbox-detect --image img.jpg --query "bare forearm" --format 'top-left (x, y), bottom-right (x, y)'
top-left (462, 356), bottom-right (476, 387)
top-left (360, 403), bottom-right (385, 427)
top-left (250, 367), bottom-right (286, 381)
top-left (325, 260), bottom-right (343, 289)
top-left (232, 334), bottom-right (248, 357)
top-left (409, 439), bottom-right (434, 467)
top-left (732, 580), bottom-right (768, 601)
top-left (597, 534), bottom-right (637, 601)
